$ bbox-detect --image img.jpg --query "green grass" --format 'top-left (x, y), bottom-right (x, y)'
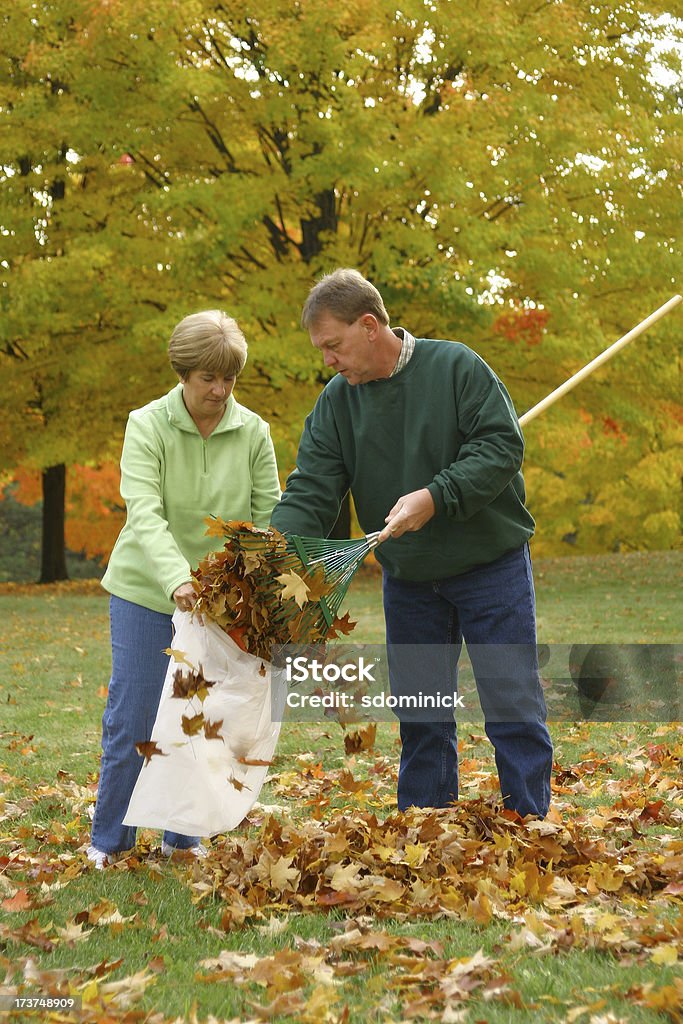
top-left (349, 548), bottom-right (683, 644)
top-left (0, 551), bottom-right (681, 1023)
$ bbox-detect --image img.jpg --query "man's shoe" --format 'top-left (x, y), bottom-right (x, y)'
top-left (160, 841), bottom-right (207, 859)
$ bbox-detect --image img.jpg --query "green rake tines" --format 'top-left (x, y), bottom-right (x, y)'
top-left (215, 524), bottom-right (381, 635)
top-left (289, 531), bottom-right (381, 627)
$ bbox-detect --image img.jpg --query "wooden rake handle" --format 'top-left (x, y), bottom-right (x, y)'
top-left (518, 294), bottom-right (682, 427)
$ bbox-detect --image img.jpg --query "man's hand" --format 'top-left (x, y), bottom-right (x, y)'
top-left (377, 488), bottom-right (435, 543)
top-left (173, 582), bottom-right (197, 613)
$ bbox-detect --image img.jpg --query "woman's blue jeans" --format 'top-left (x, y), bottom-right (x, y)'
top-left (90, 596), bottom-right (200, 854)
top-left (382, 544), bottom-right (553, 817)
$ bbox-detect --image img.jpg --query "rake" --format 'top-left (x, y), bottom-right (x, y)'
top-left (277, 293), bottom-right (682, 627)
top-left (230, 528), bottom-right (382, 629)
top-left (288, 531), bottom-right (381, 627)
top-left (204, 525), bottom-right (382, 639)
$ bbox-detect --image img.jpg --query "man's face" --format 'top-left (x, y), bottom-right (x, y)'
top-left (309, 312), bottom-right (376, 385)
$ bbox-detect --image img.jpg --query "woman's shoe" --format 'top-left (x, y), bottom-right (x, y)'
top-left (86, 845), bottom-right (111, 870)
top-left (160, 841), bottom-right (207, 859)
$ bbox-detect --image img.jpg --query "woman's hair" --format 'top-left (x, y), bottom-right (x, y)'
top-left (301, 268), bottom-right (389, 330)
top-left (168, 310), bottom-right (248, 379)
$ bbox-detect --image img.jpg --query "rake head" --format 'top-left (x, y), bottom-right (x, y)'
top-left (192, 520), bottom-right (380, 658)
top-left (288, 532), bottom-right (381, 626)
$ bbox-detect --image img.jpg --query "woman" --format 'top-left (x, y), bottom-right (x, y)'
top-left (87, 311), bottom-right (280, 868)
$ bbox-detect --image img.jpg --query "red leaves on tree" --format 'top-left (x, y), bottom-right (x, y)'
top-left (493, 305), bottom-right (549, 346)
top-left (601, 416), bottom-right (628, 443)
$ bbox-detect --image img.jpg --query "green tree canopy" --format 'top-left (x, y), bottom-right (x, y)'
top-left (1, 0), bottom-right (681, 574)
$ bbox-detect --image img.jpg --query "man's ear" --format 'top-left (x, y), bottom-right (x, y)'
top-left (360, 313), bottom-right (380, 339)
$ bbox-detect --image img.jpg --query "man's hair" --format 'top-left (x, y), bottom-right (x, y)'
top-left (301, 268), bottom-right (390, 329)
top-left (168, 310), bottom-right (248, 379)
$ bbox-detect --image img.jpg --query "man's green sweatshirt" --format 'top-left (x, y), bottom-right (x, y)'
top-left (271, 337), bottom-right (534, 581)
top-left (102, 383), bottom-right (280, 613)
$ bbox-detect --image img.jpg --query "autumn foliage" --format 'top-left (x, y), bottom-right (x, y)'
top-left (191, 519), bottom-right (355, 659)
top-left (2, 0), bottom-right (681, 573)
top-left (493, 305), bottom-right (550, 347)
top-left (2, 465), bottom-right (124, 564)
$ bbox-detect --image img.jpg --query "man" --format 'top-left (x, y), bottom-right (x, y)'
top-left (271, 268), bottom-right (553, 817)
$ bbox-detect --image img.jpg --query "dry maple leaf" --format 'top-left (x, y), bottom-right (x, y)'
top-left (1, 888), bottom-right (33, 913)
top-left (337, 768), bottom-right (372, 793)
top-left (163, 647), bottom-right (195, 669)
top-left (203, 718), bottom-right (224, 742)
top-left (242, 548), bottom-right (266, 574)
top-left (329, 861), bottom-right (363, 893)
top-left (302, 568), bottom-right (333, 603)
top-left (135, 741), bottom-right (167, 765)
top-left (344, 723), bottom-right (377, 755)
top-left (227, 773), bottom-right (251, 792)
top-left (269, 855), bottom-right (301, 892)
top-left (171, 666), bottom-right (217, 702)
top-left (204, 515), bottom-right (230, 537)
top-left (249, 993), bottom-right (307, 1021)
top-left (276, 570), bottom-right (311, 608)
top-left (330, 611), bottom-right (356, 636)
top-left (10, 919), bottom-right (56, 952)
top-left (237, 756), bottom-right (274, 767)
top-left (181, 712), bottom-right (205, 737)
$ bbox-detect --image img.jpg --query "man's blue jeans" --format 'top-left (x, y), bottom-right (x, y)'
top-left (90, 596), bottom-right (200, 854)
top-left (382, 544), bottom-right (553, 817)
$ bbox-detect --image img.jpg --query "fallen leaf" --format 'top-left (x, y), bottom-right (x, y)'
top-left (181, 712), bottom-right (205, 737)
top-left (1, 888), bottom-right (33, 912)
top-left (277, 570), bottom-right (311, 608)
top-left (163, 648), bottom-right (196, 669)
top-left (227, 773), bottom-right (251, 792)
top-left (204, 718), bottom-right (224, 742)
top-left (135, 741), bottom-right (166, 765)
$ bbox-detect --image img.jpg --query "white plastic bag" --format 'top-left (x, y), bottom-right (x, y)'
top-left (123, 610), bottom-right (286, 837)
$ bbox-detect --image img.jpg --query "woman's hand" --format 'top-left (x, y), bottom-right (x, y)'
top-left (173, 582), bottom-right (197, 612)
top-left (377, 488), bottom-right (435, 543)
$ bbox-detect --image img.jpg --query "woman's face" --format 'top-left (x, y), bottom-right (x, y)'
top-left (182, 369), bottom-right (236, 422)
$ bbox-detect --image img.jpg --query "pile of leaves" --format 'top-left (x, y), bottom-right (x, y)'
top-left (191, 519), bottom-right (354, 660)
top-left (194, 798), bottom-right (683, 926)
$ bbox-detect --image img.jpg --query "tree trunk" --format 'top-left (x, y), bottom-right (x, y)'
top-left (40, 464), bottom-right (68, 582)
top-left (327, 492), bottom-right (351, 540)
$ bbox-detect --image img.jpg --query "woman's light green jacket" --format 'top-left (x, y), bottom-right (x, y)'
top-left (102, 383), bottom-right (280, 613)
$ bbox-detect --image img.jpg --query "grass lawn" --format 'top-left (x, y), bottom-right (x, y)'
top-left (0, 551), bottom-right (681, 1023)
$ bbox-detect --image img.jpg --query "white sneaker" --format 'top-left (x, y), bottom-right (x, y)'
top-left (160, 841), bottom-right (207, 859)
top-left (86, 845), bottom-right (110, 870)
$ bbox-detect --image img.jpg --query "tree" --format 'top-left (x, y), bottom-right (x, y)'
top-left (100, 0), bottom-right (682, 551)
top-left (2, 0), bottom-right (681, 573)
top-left (0, 2), bottom-right (192, 578)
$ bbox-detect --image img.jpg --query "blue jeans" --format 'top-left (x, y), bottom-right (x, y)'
top-left (90, 596), bottom-right (200, 854)
top-left (382, 544), bottom-right (553, 817)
